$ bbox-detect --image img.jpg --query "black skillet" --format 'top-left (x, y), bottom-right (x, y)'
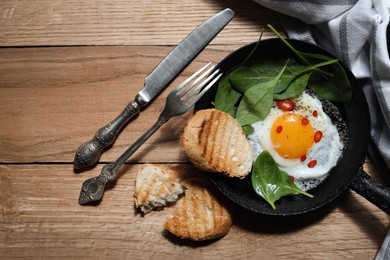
top-left (195, 38), bottom-right (390, 216)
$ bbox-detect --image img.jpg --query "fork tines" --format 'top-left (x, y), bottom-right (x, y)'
top-left (173, 62), bottom-right (222, 107)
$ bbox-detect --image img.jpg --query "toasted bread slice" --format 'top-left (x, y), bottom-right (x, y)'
top-left (164, 177), bottom-right (233, 241)
top-left (180, 109), bottom-right (253, 178)
top-left (134, 164), bottom-right (184, 214)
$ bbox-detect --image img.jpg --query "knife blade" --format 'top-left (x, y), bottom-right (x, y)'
top-left (73, 8), bottom-right (234, 170)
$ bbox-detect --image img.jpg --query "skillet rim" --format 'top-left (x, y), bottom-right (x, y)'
top-left (194, 38), bottom-right (371, 216)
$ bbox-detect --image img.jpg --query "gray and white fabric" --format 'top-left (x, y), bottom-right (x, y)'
top-left (251, 0), bottom-right (390, 259)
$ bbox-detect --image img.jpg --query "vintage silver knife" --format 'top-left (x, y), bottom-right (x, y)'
top-left (73, 8), bottom-right (234, 170)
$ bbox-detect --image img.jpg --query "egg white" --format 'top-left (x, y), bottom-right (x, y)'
top-left (248, 92), bottom-right (344, 186)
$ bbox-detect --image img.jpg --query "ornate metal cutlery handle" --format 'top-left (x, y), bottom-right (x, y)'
top-left (78, 115), bottom-right (168, 205)
top-left (78, 63), bottom-right (222, 205)
top-left (73, 9), bottom-right (234, 171)
top-left (73, 96), bottom-right (145, 170)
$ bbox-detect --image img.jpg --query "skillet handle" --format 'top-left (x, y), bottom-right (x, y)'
top-left (349, 167), bottom-right (390, 215)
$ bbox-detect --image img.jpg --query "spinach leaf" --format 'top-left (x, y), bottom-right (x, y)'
top-left (273, 72), bottom-right (312, 100)
top-left (273, 59), bottom-right (339, 100)
top-left (308, 65), bottom-right (352, 102)
top-left (246, 57), bottom-right (289, 88)
top-left (267, 24), bottom-right (352, 102)
top-left (267, 24), bottom-right (333, 76)
top-left (239, 57), bottom-right (338, 98)
top-left (235, 63), bottom-right (287, 126)
top-left (252, 151), bottom-right (314, 210)
top-left (214, 29), bottom-right (265, 116)
top-left (246, 58), bottom-right (309, 94)
top-left (242, 124), bottom-right (254, 135)
top-left (214, 75), bottom-right (241, 116)
top-left (228, 66), bottom-right (262, 93)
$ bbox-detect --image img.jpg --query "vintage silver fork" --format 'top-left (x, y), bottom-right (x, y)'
top-left (78, 63), bottom-right (222, 205)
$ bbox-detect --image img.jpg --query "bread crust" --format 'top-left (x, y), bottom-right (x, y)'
top-left (181, 109), bottom-right (253, 178)
top-left (164, 177), bottom-right (233, 241)
top-left (134, 164), bottom-right (184, 214)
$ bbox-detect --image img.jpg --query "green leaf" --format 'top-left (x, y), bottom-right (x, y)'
top-left (228, 66), bottom-right (262, 93)
top-left (267, 24), bottom-right (352, 102)
top-left (235, 63), bottom-right (287, 126)
top-left (308, 64), bottom-right (353, 102)
top-left (242, 124), bottom-right (254, 135)
top-left (273, 59), bottom-right (339, 100)
top-left (274, 59), bottom-right (339, 95)
top-left (252, 151), bottom-right (314, 210)
top-left (214, 76), bottom-right (241, 116)
top-left (267, 25), bottom-right (332, 75)
top-left (273, 72), bottom-right (311, 100)
top-left (247, 57), bottom-right (290, 88)
top-left (242, 57), bottom-right (338, 96)
top-left (213, 29), bottom-right (266, 115)
top-left (274, 62), bottom-right (306, 94)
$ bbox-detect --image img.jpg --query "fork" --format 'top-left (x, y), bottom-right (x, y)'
top-left (78, 63), bottom-right (222, 205)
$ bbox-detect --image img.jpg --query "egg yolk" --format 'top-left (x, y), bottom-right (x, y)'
top-left (271, 113), bottom-right (315, 159)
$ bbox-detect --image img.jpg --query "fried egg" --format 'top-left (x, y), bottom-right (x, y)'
top-left (248, 91), bottom-right (347, 191)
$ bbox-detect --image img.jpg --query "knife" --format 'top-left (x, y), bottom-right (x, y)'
top-left (73, 8), bottom-right (235, 170)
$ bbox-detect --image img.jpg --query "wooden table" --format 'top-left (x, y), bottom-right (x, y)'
top-left (1, 0), bottom-right (389, 259)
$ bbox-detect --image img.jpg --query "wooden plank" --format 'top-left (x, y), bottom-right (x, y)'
top-left (1, 0), bottom-right (388, 258)
top-left (0, 164), bottom-right (388, 259)
top-left (0, 46), bottom-right (231, 163)
top-left (0, 0), bottom-right (281, 47)
top-left (0, 45), bottom-right (387, 181)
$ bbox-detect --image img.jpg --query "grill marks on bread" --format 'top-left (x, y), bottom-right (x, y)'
top-left (202, 111), bottom-right (227, 169)
top-left (164, 177), bottom-right (233, 241)
top-left (134, 164), bottom-right (234, 241)
top-left (181, 109), bottom-right (253, 178)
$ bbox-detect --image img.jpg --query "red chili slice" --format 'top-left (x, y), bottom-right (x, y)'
top-left (314, 131), bottom-right (323, 142)
top-left (312, 110), bottom-right (318, 117)
top-left (277, 99), bottom-right (294, 111)
top-left (300, 154), bottom-right (307, 162)
top-left (308, 160), bottom-right (317, 168)
top-left (276, 125), bottom-right (283, 133)
top-left (301, 118), bottom-right (309, 125)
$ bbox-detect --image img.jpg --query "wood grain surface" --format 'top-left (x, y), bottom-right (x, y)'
top-left (0, 0), bottom-right (280, 47)
top-left (0, 0), bottom-right (389, 259)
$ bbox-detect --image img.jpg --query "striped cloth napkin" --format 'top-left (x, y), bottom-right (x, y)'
top-left (252, 0), bottom-right (390, 259)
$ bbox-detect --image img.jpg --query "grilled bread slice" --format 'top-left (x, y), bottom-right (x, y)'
top-left (164, 177), bottom-right (233, 241)
top-left (134, 164), bottom-right (184, 214)
top-left (181, 109), bottom-right (253, 178)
